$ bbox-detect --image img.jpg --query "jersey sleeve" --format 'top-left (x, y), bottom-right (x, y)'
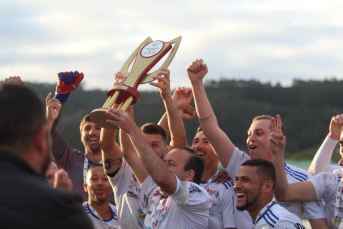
top-left (309, 172), bottom-right (338, 200)
top-left (171, 181), bottom-right (212, 212)
top-left (225, 147), bottom-right (250, 179)
top-left (308, 136), bottom-right (338, 175)
top-left (302, 172), bottom-right (326, 219)
top-left (108, 159), bottom-right (130, 189)
top-left (221, 185), bottom-right (237, 228)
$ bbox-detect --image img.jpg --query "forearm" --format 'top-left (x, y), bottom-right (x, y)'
top-left (51, 130), bottom-right (68, 159)
top-left (129, 128), bottom-right (176, 194)
top-left (191, 80), bottom-right (234, 168)
top-left (164, 96), bottom-right (187, 149)
top-left (157, 112), bottom-right (170, 140)
top-left (51, 103), bottom-right (64, 133)
top-left (100, 128), bottom-right (122, 174)
top-left (272, 153), bottom-right (290, 202)
top-left (308, 136), bottom-right (338, 175)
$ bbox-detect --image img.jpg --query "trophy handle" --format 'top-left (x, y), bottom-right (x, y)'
top-left (140, 36), bottom-right (182, 84)
top-left (120, 37), bottom-right (154, 77)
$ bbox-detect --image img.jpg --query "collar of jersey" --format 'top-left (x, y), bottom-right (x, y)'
top-left (86, 203), bottom-right (115, 222)
top-left (253, 200), bottom-right (281, 225)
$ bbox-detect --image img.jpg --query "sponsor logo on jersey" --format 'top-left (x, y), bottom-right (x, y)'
top-left (189, 185), bottom-right (201, 194)
top-left (294, 223), bottom-right (305, 229)
top-left (206, 188), bottom-right (215, 195)
top-left (127, 191), bottom-right (139, 199)
top-left (153, 190), bottom-right (162, 197)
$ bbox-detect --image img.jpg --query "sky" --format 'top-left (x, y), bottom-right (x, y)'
top-left (1, 0), bottom-right (343, 91)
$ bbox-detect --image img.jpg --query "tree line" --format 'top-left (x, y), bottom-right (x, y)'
top-left (27, 77), bottom-right (343, 161)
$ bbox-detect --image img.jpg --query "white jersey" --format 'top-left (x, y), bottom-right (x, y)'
top-left (83, 202), bottom-right (119, 229)
top-left (253, 200), bottom-right (305, 229)
top-left (225, 147), bottom-right (326, 223)
top-left (199, 172), bottom-right (237, 229)
top-left (141, 176), bottom-right (212, 229)
top-left (309, 171), bottom-right (343, 229)
top-left (108, 159), bottom-right (146, 229)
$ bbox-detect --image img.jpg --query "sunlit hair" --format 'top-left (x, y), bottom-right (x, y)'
top-left (79, 114), bottom-right (92, 135)
top-left (241, 159), bottom-right (276, 188)
top-left (252, 115), bottom-right (286, 136)
top-left (196, 126), bottom-right (202, 133)
top-left (140, 123), bottom-right (167, 144)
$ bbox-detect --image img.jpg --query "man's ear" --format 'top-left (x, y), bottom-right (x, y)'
top-left (33, 125), bottom-right (48, 157)
top-left (83, 183), bottom-right (88, 193)
top-left (185, 170), bottom-right (195, 182)
top-left (263, 180), bottom-right (274, 194)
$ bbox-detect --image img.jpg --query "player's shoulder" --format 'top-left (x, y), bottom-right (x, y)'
top-left (211, 180), bottom-right (234, 191)
top-left (265, 204), bottom-right (304, 228)
top-left (285, 162), bottom-right (309, 182)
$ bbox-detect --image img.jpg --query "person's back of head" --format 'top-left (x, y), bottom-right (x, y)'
top-left (0, 83), bottom-right (48, 173)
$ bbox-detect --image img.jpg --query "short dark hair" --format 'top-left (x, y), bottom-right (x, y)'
top-left (80, 114), bottom-right (92, 135)
top-left (241, 159), bottom-right (276, 187)
top-left (0, 84), bottom-right (45, 154)
top-left (252, 115), bottom-right (286, 136)
top-left (140, 123), bottom-right (167, 144)
top-left (176, 147), bottom-right (204, 185)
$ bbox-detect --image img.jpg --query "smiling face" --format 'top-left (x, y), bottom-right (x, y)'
top-left (81, 121), bottom-right (101, 154)
top-left (191, 131), bottom-right (217, 166)
top-left (246, 119), bottom-right (273, 162)
top-left (84, 166), bottom-right (113, 203)
top-left (234, 166), bottom-right (262, 212)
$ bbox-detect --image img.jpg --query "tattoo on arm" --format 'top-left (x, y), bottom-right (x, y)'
top-left (200, 113), bottom-right (213, 122)
top-left (105, 158), bottom-right (122, 170)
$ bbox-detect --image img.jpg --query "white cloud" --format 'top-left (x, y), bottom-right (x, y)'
top-left (1, 0), bottom-right (343, 92)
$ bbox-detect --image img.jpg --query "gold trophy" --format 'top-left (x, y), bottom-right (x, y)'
top-left (89, 36), bottom-right (182, 129)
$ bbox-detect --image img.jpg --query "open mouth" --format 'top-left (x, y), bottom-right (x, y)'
top-left (89, 138), bottom-right (98, 143)
top-left (195, 150), bottom-right (205, 156)
top-left (236, 192), bottom-right (246, 199)
top-left (248, 145), bottom-right (256, 150)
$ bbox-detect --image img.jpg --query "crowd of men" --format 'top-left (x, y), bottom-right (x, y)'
top-left (2, 58), bottom-right (343, 229)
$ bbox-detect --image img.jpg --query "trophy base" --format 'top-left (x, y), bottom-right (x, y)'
top-left (89, 108), bottom-right (119, 130)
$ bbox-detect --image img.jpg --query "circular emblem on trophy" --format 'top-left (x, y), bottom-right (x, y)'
top-left (141, 41), bottom-right (164, 58)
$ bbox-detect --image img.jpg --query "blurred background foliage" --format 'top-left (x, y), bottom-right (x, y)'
top-left (27, 77), bottom-right (343, 162)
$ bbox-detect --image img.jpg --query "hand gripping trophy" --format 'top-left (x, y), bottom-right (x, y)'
top-left (89, 36), bottom-right (182, 129)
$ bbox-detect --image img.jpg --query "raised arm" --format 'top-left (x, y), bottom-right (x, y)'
top-left (308, 114), bottom-right (343, 175)
top-left (151, 68), bottom-right (187, 149)
top-left (100, 127), bottom-right (122, 174)
top-left (270, 115), bottom-right (317, 202)
top-left (45, 92), bottom-right (61, 134)
top-left (50, 71), bottom-right (84, 159)
top-left (106, 108), bottom-right (177, 195)
top-left (158, 87), bottom-right (195, 144)
top-left (187, 59), bottom-right (235, 168)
